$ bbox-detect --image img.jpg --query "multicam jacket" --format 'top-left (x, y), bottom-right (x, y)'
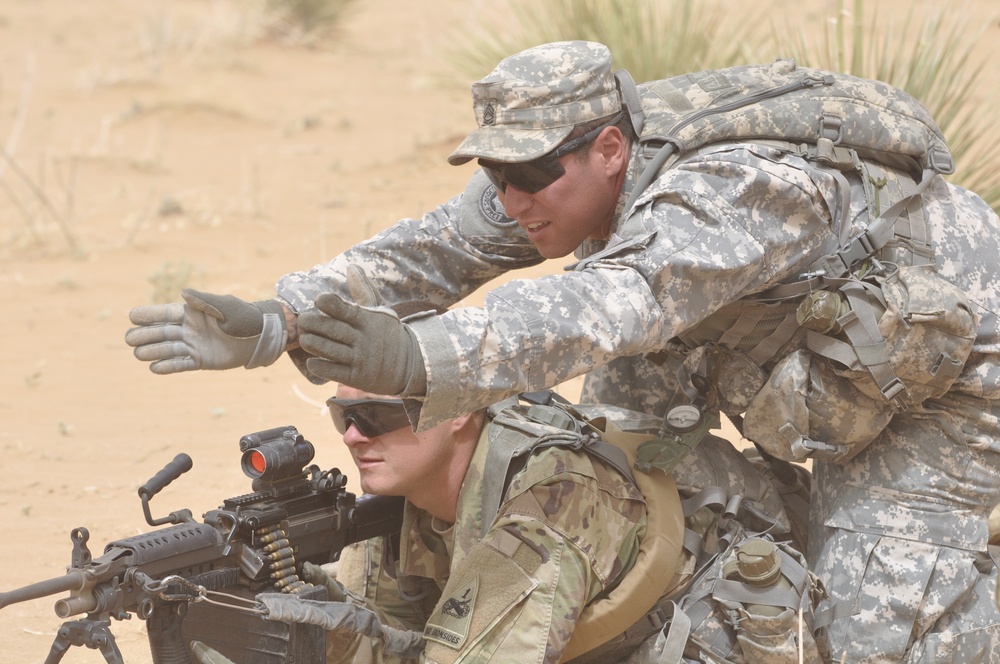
top-left (323, 414), bottom-right (647, 663)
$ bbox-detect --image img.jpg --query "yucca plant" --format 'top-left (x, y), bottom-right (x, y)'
top-left (445, 0), bottom-right (760, 83)
top-left (260, 0), bottom-right (358, 44)
top-left (767, 0), bottom-right (1000, 210)
top-left (445, 0), bottom-right (998, 211)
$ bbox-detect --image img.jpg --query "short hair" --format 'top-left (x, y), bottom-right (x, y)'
top-left (563, 111), bottom-right (635, 158)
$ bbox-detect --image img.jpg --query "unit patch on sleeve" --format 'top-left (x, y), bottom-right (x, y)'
top-left (479, 185), bottom-right (517, 228)
top-left (424, 577), bottom-right (479, 648)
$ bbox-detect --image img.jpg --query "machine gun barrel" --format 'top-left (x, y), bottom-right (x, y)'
top-left (0, 570), bottom-right (86, 609)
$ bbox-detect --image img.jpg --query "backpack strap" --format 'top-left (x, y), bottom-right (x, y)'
top-left (614, 69), bottom-right (645, 138)
top-left (809, 167), bottom-right (938, 280)
top-left (518, 391), bottom-right (636, 484)
top-left (480, 392), bottom-right (635, 539)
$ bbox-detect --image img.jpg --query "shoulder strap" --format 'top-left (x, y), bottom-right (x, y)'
top-left (614, 69), bottom-right (645, 138)
top-left (480, 392), bottom-right (636, 539)
top-left (807, 167), bottom-right (938, 281)
top-left (746, 166), bottom-right (937, 306)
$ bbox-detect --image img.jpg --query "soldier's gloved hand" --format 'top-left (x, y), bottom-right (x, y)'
top-left (301, 561), bottom-right (347, 603)
top-left (298, 265), bottom-right (426, 394)
top-left (256, 593), bottom-right (425, 659)
top-left (298, 291), bottom-right (427, 397)
top-left (189, 640), bottom-right (236, 664)
top-left (125, 289), bottom-right (287, 374)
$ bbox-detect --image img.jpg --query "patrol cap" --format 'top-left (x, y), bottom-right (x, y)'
top-left (448, 41), bottom-right (622, 165)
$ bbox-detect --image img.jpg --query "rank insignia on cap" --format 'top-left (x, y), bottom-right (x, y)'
top-left (483, 101), bottom-right (497, 126)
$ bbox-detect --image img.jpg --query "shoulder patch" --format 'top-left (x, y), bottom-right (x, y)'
top-left (421, 542), bottom-right (538, 661)
top-left (479, 184), bottom-right (517, 228)
top-left (425, 577), bottom-right (478, 649)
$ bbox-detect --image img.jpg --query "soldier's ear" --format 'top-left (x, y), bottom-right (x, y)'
top-left (594, 125), bottom-right (627, 171)
top-left (451, 410), bottom-right (485, 438)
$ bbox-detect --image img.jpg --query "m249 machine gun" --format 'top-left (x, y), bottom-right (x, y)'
top-left (0, 426), bottom-right (404, 664)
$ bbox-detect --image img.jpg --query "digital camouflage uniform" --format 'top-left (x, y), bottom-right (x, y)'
top-left (275, 42), bottom-right (1000, 661)
top-left (318, 408), bottom-right (648, 663)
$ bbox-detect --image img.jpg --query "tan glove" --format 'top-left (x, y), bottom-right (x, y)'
top-left (126, 289), bottom-right (287, 373)
top-left (298, 269), bottom-right (427, 396)
top-left (302, 560), bottom-right (348, 602)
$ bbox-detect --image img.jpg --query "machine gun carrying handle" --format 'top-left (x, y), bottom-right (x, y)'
top-left (138, 453), bottom-right (193, 500)
top-left (139, 453), bottom-right (194, 527)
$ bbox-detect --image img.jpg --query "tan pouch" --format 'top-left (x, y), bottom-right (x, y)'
top-left (805, 264), bottom-right (979, 409)
top-left (743, 349), bottom-right (893, 462)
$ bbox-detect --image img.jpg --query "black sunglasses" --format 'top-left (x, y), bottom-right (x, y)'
top-left (478, 112), bottom-right (623, 194)
top-left (326, 397), bottom-right (411, 438)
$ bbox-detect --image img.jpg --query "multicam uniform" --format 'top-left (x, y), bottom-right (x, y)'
top-left (320, 404), bottom-right (649, 663)
top-left (275, 47), bottom-right (1000, 661)
top-left (321, 403), bottom-right (800, 664)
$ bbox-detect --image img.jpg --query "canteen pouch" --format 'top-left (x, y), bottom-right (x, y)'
top-left (744, 264), bottom-right (978, 463)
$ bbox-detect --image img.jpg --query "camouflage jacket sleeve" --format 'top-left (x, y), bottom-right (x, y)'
top-left (274, 170), bottom-right (543, 315)
top-left (408, 143), bottom-right (841, 428)
top-left (419, 446), bottom-right (646, 663)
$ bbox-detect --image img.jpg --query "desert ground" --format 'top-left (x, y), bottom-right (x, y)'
top-left (1, 1), bottom-right (997, 662)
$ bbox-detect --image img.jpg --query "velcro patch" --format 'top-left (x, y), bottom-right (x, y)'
top-left (425, 577), bottom-right (478, 647)
top-left (423, 540), bottom-right (536, 660)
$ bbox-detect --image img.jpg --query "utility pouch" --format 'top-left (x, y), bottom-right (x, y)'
top-left (743, 264), bottom-right (978, 463)
top-left (803, 263), bottom-right (978, 410)
top-left (742, 349), bottom-right (893, 462)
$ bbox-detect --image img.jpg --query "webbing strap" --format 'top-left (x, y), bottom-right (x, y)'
top-left (810, 167), bottom-right (937, 281)
top-left (716, 309), bottom-right (764, 349)
top-left (655, 601), bottom-right (692, 664)
top-left (804, 278), bottom-right (908, 406)
top-left (755, 274), bottom-right (852, 302)
top-left (821, 161), bottom-right (855, 247)
top-left (680, 486), bottom-right (730, 518)
top-left (479, 423), bottom-right (536, 539)
top-left (712, 548), bottom-right (807, 610)
top-left (683, 528), bottom-right (704, 559)
top-left (712, 578), bottom-right (801, 611)
top-left (746, 310), bottom-right (801, 366)
top-left (614, 69), bottom-right (645, 138)
top-left (480, 396), bottom-right (638, 538)
top-left (813, 597), bottom-right (855, 631)
top-left (754, 167), bottom-right (937, 306)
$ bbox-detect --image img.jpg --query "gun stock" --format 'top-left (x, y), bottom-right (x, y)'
top-left (1, 426), bottom-right (404, 664)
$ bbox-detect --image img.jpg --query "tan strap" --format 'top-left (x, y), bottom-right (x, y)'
top-left (561, 423), bottom-right (686, 662)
